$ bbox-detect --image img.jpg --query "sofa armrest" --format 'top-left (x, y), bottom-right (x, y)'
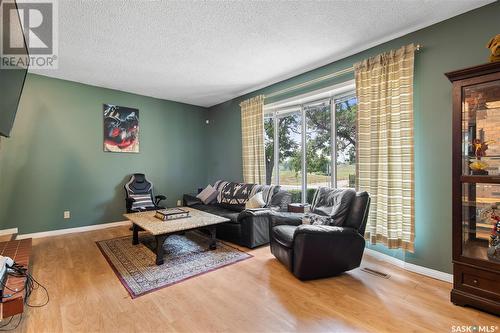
top-left (238, 208), bottom-right (272, 219)
top-left (183, 194), bottom-right (203, 207)
top-left (237, 209), bottom-right (274, 248)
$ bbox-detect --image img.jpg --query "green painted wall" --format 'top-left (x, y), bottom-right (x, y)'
top-left (0, 74), bottom-right (208, 234)
top-left (205, 1), bottom-right (500, 274)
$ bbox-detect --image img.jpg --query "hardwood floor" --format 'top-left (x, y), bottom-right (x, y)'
top-left (8, 226), bottom-right (499, 332)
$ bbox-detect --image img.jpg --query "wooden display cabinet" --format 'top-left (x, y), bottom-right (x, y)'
top-left (446, 62), bottom-right (500, 315)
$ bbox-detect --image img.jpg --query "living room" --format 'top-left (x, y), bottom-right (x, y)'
top-left (0, 0), bottom-right (499, 331)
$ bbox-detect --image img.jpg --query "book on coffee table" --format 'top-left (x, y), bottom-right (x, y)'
top-left (155, 208), bottom-right (190, 221)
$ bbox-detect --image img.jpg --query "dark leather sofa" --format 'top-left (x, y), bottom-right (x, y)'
top-left (270, 189), bottom-right (370, 280)
top-left (183, 190), bottom-right (291, 248)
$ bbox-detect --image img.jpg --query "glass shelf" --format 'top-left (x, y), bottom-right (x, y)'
top-left (461, 182), bottom-right (500, 262)
top-left (461, 175), bottom-right (500, 183)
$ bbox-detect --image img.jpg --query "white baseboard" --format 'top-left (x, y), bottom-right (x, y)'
top-left (16, 221), bottom-right (130, 240)
top-left (364, 248), bottom-right (453, 283)
top-left (0, 228), bottom-right (18, 237)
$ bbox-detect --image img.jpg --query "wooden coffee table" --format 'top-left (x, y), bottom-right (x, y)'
top-left (123, 207), bottom-right (230, 265)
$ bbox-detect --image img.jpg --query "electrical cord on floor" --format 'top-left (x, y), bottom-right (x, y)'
top-left (0, 314), bottom-right (22, 331)
top-left (0, 261), bottom-right (49, 330)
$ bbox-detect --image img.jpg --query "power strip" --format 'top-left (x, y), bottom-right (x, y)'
top-left (0, 257), bottom-right (6, 299)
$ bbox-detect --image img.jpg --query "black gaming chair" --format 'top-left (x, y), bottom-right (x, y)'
top-left (124, 173), bottom-right (166, 213)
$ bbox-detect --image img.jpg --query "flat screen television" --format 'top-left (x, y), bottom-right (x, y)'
top-left (0, 0), bottom-right (29, 137)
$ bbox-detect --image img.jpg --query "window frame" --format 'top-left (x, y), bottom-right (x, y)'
top-left (264, 83), bottom-right (356, 203)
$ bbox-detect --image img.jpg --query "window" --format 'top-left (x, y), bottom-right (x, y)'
top-left (264, 115), bottom-right (275, 186)
top-left (264, 88), bottom-right (357, 203)
top-left (278, 111), bottom-right (302, 200)
top-left (305, 100), bottom-right (332, 202)
top-left (335, 96), bottom-right (357, 188)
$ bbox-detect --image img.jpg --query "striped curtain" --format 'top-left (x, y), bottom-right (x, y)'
top-left (240, 95), bottom-right (265, 184)
top-left (355, 44), bottom-right (415, 252)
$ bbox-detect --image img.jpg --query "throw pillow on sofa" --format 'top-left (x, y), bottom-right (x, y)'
top-left (245, 191), bottom-right (266, 209)
top-left (196, 185), bottom-right (218, 204)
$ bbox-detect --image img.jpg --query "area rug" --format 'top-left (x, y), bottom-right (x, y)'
top-left (96, 232), bottom-right (252, 298)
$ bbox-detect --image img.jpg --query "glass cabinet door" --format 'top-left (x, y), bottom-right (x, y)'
top-left (461, 79), bottom-right (500, 263)
top-left (462, 80), bottom-right (500, 177)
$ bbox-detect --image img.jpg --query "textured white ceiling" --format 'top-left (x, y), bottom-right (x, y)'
top-left (30, 0), bottom-right (493, 107)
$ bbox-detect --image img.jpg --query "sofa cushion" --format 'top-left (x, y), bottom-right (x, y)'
top-left (189, 203), bottom-right (240, 223)
top-left (311, 187), bottom-right (356, 226)
top-left (272, 225), bottom-right (297, 248)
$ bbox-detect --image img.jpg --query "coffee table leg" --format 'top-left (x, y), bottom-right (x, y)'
top-left (155, 234), bottom-right (168, 265)
top-left (209, 226), bottom-right (217, 250)
top-left (132, 223), bottom-right (139, 245)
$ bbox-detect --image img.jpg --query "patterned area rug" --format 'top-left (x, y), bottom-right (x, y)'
top-left (97, 232), bottom-right (252, 298)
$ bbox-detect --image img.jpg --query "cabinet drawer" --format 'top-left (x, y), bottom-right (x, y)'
top-left (455, 264), bottom-right (500, 300)
top-left (463, 273), bottom-right (500, 294)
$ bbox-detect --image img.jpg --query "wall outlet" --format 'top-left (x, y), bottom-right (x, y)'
top-left (64, 211), bottom-right (71, 219)
top-left (176, 200), bottom-right (182, 207)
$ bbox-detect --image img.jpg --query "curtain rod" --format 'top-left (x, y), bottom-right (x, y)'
top-left (265, 44), bottom-right (422, 99)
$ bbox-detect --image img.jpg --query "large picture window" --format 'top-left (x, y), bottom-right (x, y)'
top-left (264, 91), bottom-right (357, 203)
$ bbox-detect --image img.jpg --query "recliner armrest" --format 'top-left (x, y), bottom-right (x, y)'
top-left (269, 211), bottom-right (304, 228)
top-left (294, 224), bottom-right (361, 238)
top-left (183, 194), bottom-right (203, 206)
top-left (293, 224), bottom-right (365, 248)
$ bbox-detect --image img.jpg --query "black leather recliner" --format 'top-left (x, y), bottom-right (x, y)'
top-left (270, 189), bottom-right (370, 280)
top-left (124, 173), bottom-right (166, 213)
